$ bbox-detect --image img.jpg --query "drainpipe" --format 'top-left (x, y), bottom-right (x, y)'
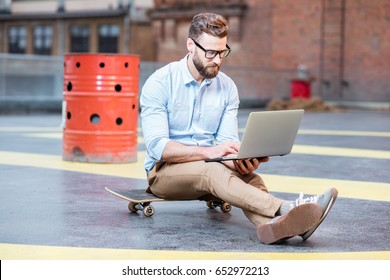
top-left (57, 0), bottom-right (65, 13)
top-left (339, 0), bottom-right (346, 98)
top-left (123, 0), bottom-right (134, 54)
top-left (57, 0), bottom-right (65, 55)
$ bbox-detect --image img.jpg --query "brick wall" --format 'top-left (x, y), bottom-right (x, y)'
top-left (342, 0), bottom-right (390, 102)
top-left (150, 0), bottom-right (390, 105)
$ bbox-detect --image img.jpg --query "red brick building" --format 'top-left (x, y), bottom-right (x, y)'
top-left (149, 0), bottom-right (390, 107)
top-left (1, 0), bottom-right (388, 108)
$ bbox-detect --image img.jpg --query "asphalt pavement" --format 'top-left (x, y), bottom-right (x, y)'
top-left (0, 108), bottom-right (389, 260)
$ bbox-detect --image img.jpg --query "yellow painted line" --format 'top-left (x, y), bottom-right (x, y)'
top-left (22, 133), bottom-right (63, 139)
top-left (0, 127), bottom-right (143, 133)
top-left (8, 126), bottom-right (390, 137)
top-left (0, 127), bottom-right (61, 132)
top-left (15, 132), bottom-right (390, 159)
top-left (0, 150), bottom-right (389, 202)
top-left (0, 150), bottom-right (147, 180)
top-left (237, 128), bottom-right (390, 137)
top-left (260, 174), bottom-right (390, 202)
top-left (7, 128), bottom-right (388, 138)
top-left (292, 145), bottom-right (390, 159)
top-left (21, 133), bottom-right (145, 144)
top-left (298, 129), bottom-right (390, 137)
top-left (0, 243), bottom-right (389, 260)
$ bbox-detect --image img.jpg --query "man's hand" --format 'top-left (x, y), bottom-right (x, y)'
top-left (205, 141), bottom-right (240, 159)
top-left (232, 157), bottom-right (269, 175)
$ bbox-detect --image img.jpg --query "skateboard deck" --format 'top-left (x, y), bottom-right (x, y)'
top-left (105, 187), bottom-right (232, 217)
top-left (105, 187), bottom-right (165, 203)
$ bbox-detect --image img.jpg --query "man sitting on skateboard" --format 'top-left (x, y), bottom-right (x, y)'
top-left (140, 12), bottom-right (338, 244)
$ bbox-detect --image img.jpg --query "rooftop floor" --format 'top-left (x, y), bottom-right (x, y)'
top-left (0, 109), bottom-right (389, 260)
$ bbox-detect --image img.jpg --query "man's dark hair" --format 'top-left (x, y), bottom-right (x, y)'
top-left (188, 13), bottom-right (229, 40)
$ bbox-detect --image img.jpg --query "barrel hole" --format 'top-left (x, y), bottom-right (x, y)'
top-left (90, 114), bottom-right (100, 124)
top-left (99, 62), bottom-right (105, 68)
top-left (67, 112), bottom-right (71, 120)
top-left (124, 62), bottom-right (129, 68)
top-left (116, 118), bottom-right (123, 125)
top-left (76, 62), bottom-right (80, 68)
top-left (132, 104), bottom-right (136, 110)
top-left (72, 146), bottom-right (84, 158)
top-left (115, 84), bottom-right (122, 92)
top-left (67, 81), bottom-right (72, 91)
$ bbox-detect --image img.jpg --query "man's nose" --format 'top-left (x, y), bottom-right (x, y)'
top-left (213, 54), bottom-right (222, 64)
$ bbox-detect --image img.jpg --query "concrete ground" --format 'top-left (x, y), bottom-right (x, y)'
top-left (0, 108), bottom-right (389, 260)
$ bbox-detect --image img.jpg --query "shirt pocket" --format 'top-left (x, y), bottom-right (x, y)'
top-left (168, 102), bottom-right (190, 131)
top-left (202, 105), bottom-right (225, 132)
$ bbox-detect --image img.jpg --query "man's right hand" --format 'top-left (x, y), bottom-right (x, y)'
top-left (206, 141), bottom-right (240, 159)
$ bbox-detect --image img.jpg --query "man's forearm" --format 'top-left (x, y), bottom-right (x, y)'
top-left (161, 141), bottom-right (209, 163)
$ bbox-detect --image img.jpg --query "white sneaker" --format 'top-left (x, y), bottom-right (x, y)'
top-left (299, 188), bottom-right (338, 240)
top-left (257, 203), bottom-right (322, 245)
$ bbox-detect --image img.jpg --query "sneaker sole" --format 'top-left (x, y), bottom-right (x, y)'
top-left (257, 203), bottom-right (323, 245)
top-left (301, 188), bottom-right (338, 241)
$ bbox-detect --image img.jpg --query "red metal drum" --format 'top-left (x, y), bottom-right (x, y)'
top-left (63, 54), bottom-right (140, 163)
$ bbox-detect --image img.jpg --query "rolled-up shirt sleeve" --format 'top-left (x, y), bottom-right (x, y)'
top-left (140, 72), bottom-right (171, 162)
top-left (215, 81), bottom-right (240, 144)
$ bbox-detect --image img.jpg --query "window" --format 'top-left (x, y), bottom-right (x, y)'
top-left (70, 25), bottom-right (90, 53)
top-left (98, 24), bottom-right (119, 53)
top-left (8, 26), bottom-right (27, 54)
top-left (33, 25), bottom-right (53, 55)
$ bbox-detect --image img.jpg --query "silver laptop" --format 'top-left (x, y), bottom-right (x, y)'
top-left (205, 109), bottom-right (304, 162)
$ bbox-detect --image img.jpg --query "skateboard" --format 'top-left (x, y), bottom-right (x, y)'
top-left (105, 187), bottom-right (232, 217)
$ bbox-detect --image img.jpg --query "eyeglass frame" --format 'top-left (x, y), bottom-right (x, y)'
top-left (190, 38), bottom-right (231, 59)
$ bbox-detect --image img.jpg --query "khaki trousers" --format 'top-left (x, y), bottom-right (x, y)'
top-left (147, 161), bottom-right (284, 227)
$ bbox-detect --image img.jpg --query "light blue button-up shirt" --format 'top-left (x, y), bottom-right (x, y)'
top-left (140, 55), bottom-right (240, 172)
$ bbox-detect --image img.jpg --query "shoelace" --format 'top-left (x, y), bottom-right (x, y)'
top-left (291, 192), bottom-right (319, 209)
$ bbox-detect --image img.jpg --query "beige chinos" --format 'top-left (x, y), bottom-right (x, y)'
top-left (147, 160), bottom-right (284, 227)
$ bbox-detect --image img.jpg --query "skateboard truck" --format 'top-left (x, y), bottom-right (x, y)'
top-left (128, 201), bottom-right (155, 217)
top-left (207, 200), bottom-right (232, 213)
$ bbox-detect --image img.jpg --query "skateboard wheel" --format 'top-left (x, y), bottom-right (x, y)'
top-left (128, 202), bottom-right (138, 213)
top-left (143, 205), bottom-right (155, 217)
top-left (207, 201), bottom-right (216, 209)
top-left (221, 202), bottom-right (232, 213)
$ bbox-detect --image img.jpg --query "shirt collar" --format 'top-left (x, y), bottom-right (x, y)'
top-left (180, 54), bottom-right (213, 86)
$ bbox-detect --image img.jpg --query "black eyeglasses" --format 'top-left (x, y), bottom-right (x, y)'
top-left (190, 38), bottom-right (231, 59)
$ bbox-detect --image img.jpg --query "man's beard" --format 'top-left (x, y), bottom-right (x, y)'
top-left (193, 53), bottom-right (220, 79)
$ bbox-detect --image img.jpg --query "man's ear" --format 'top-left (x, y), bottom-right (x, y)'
top-left (187, 38), bottom-right (194, 53)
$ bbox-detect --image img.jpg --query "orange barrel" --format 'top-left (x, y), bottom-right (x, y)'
top-left (62, 54), bottom-right (139, 163)
top-left (290, 79), bottom-right (311, 99)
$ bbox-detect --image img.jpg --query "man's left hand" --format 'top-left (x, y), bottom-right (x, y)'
top-left (232, 157), bottom-right (269, 175)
